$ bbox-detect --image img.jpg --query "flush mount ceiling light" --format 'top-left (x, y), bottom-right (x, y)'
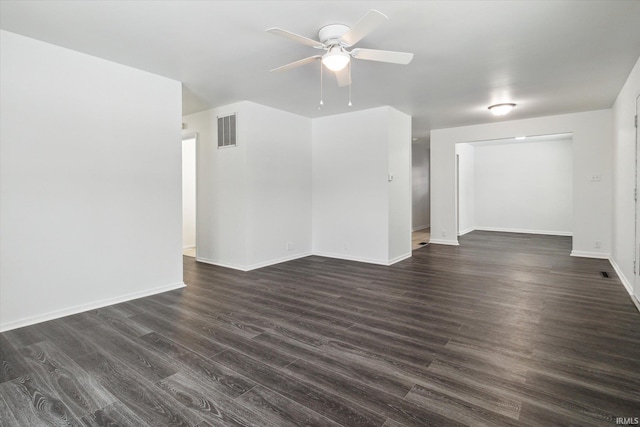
top-left (322, 46), bottom-right (350, 71)
top-left (488, 103), bottom-right (516, 116)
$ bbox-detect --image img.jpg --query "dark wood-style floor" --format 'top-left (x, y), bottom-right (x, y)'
top-left (1, 231), bottom-right (639, 426)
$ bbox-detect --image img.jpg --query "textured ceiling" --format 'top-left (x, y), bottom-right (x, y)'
top-left (2, 1), bottom-right (640, 141)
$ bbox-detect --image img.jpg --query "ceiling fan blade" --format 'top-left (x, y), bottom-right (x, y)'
top-left (340, 10), bottom-right (388, 46)
top-left (266, 28), bottom-right (324, 48)
top-left (335, 66), bottom-right (351, 87)
top-left (351, 48), bottom-right (414, 65)
top-left (270, 55), bottom-right (321, 72)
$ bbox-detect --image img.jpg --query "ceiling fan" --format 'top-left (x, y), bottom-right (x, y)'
top-left (266, 10), bottom-right (414, 87)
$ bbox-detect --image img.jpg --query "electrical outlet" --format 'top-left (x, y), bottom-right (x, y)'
top-left (591, 174), bottom-right (602, 182)
top-left (286, 242), bottom-right (293, 251)
top-left (441, 230), bottom-right (447, 237)
top-left (595, 240), bottom-right (601, 249)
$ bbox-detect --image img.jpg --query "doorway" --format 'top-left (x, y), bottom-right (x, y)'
top-left (182, 135), bottom-right (197, 257)
top-left (455, 133), bottom-right (573, 239)
top-left (411, 140), bottom-right (431, 249)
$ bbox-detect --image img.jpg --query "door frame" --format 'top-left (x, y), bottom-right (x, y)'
top-left (182, 132), bottom-right (199, 258)
top-left (455, 154), bottom-right (460, 237)
top-left (634, 95), bottom-right (640, 304)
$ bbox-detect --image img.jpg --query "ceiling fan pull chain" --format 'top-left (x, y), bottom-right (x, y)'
top-left (319, 60), bottom-right (324, 109)
top-left (348, 62), bottom-right (352, 107)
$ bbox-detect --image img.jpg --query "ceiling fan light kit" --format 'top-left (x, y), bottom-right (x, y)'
top-left (488, 103), bottom-right (516, 116)
top-left (266, 9), bottom-right (414, 104)
top-left (322, 46), bottom-right (350, 71)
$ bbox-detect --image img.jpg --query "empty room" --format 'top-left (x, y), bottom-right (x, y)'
top-left (1, 1), bottom-right (640, 426)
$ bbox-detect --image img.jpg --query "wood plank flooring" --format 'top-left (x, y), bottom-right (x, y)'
top-left (1, 231), bottom-right (639, 426)
top-left (412, 228), bottom-right (431, 250)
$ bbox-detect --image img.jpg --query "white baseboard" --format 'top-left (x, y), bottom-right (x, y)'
top-left (458, 227), bottom-right (475, 236)
top-left (609, 257), bottom-right (634, 295)
top-left (196, 257), bottom-right (247, 271)
top-left (570, 250), bottom-right (610, 259)
top-left (412, 225), bottom-right (430, 232)
top-left (473, 226), bottom-right (572, 236)
top-left (245, 252), bottom-right (312, 271)
top-left (388, 252), bottom-right (412, 265)
top-left (312, 251), bottom-right (393, 266)
top-left (609, 257), bottom-right (640, 314)
top-left (183, 245), bottom-right (196, 250)
top-left (428, 239), bottom-right (460, 246)
top-left (0, 281), bottom-right (186, 333)
top-left (201, 249), bottom-right (412, 270)
top-left (197, 252), bottom-right (312, 272)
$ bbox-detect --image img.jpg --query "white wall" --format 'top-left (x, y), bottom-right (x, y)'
top-left (388, 109), bottom-right (412, 262)
top-left (412, 143), bottom-right (430, 230)
top-left (186, 104), bottom-right (410, 269)
top-left (455, 143), bottom-right (475, 235)
top-left (472, 137), bottom-right (573, 235)
top-left (312, 106), bottom-right (411, 265)
top-left (312, 108), bottom-right (390, 264)
top-left (182, 101), bottom-right (312, 271)
top-left (182, 137), bottom-right (197, 249)
top-left (244, 103), bottom-right (312, 269)
top-left (431, 110), bottom-right (612, 258)
top-left (611, 55), bottom-right (640, 298)
top-left (0, 31), bottom-right (183, 331)
top-left (182, 103), bottom-right (248, 269)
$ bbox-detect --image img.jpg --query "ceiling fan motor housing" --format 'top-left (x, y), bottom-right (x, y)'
top-left (318, 24), bottom-right (350, 47)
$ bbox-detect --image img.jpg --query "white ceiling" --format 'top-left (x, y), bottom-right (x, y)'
top-left (2, 1), bottom-right (640, 141)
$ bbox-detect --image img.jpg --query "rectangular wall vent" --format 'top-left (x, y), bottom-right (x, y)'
top-left (217, 113), bottom-right (237, 148)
